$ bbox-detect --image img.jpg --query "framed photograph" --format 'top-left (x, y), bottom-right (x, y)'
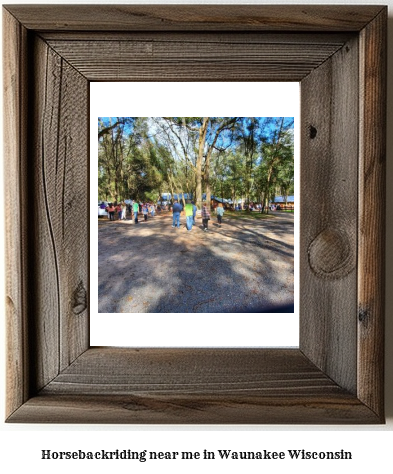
top-left (91, 83), bottom-right (299, 347)
top-left (3, 5), bottom-right (386, 424)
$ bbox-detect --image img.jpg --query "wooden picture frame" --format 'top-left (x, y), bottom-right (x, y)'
top-left (3, 5), bottom-right (386, 424)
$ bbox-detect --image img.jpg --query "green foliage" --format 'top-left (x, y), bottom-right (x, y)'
top-left (145, 190), bottom-right (160, 202)
top-left (225, 210), bottom-right (271, 220)
top-left (98, 117), bottom-right (164, 202)
top-left (98, 117), bottom-right (294, 206)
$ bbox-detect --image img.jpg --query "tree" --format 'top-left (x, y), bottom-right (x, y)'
top-left (98, 117), bottom-right (131, 201)
top-left (97, 116), bottom-right (293, 209)
top-left (98, 117), bottom-right (165, 202)
top-left (203, 117), bottom-right (238, 210)
top-left (124, 118), bottom-right (164, 201)
top-left (235, 117), bottom-right (261, 208)
top-left (256, 118), bottom-right (294, 212)
top-left (158, 117), bottom-right (238, 210)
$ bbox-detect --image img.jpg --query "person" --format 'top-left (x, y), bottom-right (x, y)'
top-left (192, 201), bottom-right (197, 225)
top-left (201, 204), bottom-right (211, 231)
top-left (133, 201), bottom-right (139, 224)
top-left (107, 203), bottom-right (115, 221)
top-left (216, 202), bottom-right (224, 227)
top-left (116, 203), bottom-right (122, 220)
top-left (150, 204), bottom-right (155, 217)
top-left (184, 200), bottom-right (194, 231)
top-left (142, 204), bottom-right (148, 221)
top-left (122, 202), bottom-right (127, 220)
top-left (172, 199), bottom-right (182, 228)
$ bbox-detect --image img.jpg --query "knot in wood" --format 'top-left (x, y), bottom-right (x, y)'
top-left (73, 281), bottom-right (87, 315)
top-left (308, 228), bottom-right (354, 279)
top-left (358, 307), bottom-right (370, 326)
top-left (309, 125), bottom-right (317, 139)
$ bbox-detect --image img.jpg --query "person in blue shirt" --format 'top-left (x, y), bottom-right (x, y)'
top-left (172, 200), bottom-right (182, 228)
top-left (142, 204), bottom-right (148, 221)
top-left (216, 202), bottom-right (224, 227)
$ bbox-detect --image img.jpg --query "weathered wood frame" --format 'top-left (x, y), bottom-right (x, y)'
top-left (3, 5), bottom-right (386, 424)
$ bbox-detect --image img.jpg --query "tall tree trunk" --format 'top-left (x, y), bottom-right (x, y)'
top-left (221, 178), bottom-right (224, 203)
top-left (169, 174), bottom-right (175, 204)
top-left (196, 118), bottom-right (208, 209)
top-left (205, 120), bottom-right (237, 210)
top-left (205, 148), bottom-right (212, 211)
top-left (261, 191), bottom-right (268, 214)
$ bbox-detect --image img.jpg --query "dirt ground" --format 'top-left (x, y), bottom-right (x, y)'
top-left (98, 211), bottom-right (294, 313)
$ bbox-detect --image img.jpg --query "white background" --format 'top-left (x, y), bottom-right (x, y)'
top-left (91, 82), bottom-right (300, 348)
top-left (1, 1), bottom-right (392, 473)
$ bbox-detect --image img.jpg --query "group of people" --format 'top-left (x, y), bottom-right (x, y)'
top-left (101, 201), bottom-right (157, 223)
top-left (100, 199), bottom-right (225, 232)
top-left (172, 199), bottom-right (224, 232)
top-left (233, 202), bottom-right (262, 211)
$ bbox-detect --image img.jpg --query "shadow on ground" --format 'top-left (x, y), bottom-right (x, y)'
top-left (98, 212), bottom-right (294, 313)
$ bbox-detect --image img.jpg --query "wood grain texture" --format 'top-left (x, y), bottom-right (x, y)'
top-left (45, 36), bottom-right (348, 82)
top-left (300, 36), bottom-right (359, 394)
top-left (3, 5), bottom-right (384, 32)
top-left (3, 5), bottom-right (386, 424)
top-left (26, 36), bottom-right (90, 392)
top-left (7, 348), bottom-right (380, 424)
top-left (40, 31), bottom-right (354, 44)
top-left (8, 392), bottom-right (379, 425)
top-left (3, 8), bottom-right (30, 418)
top-left (42, 348), bottom-right (341, 395)
top-left (358, 9), bottom-right (386, 417)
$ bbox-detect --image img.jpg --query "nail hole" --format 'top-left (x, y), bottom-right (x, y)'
top-left (309, 125), bottom-right (317, 139)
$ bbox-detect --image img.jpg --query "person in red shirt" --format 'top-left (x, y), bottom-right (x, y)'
top-left (116, 203), bottom-right (122, 220)
top-left (201, 204), bottom-right (211, 231)
top-left (107, 203), bottom-right (115, 221)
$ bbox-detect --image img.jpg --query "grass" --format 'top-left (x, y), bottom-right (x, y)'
top-left (223, 210), bottom-right (274, 220)
top-left (98, 209), bottom-right (293, 223)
